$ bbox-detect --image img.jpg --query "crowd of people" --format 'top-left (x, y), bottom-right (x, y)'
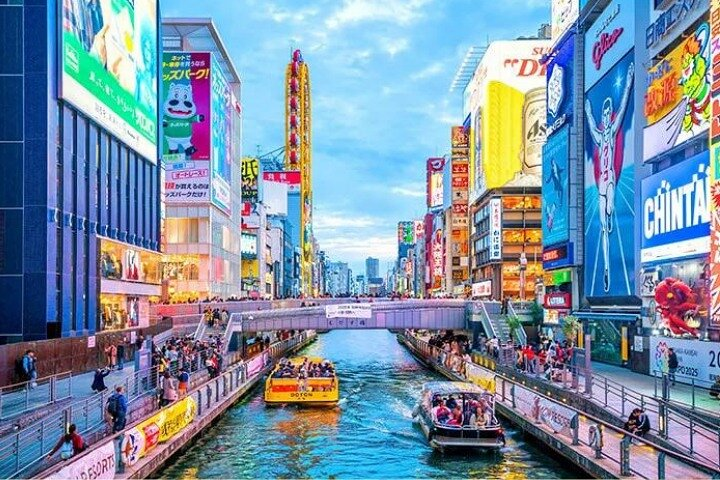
top-left (427, 332), bottom-right (472, 375)
top-left (431, 394), bottom-right (498, 428)
top-left (203, 307), bottom-right (229, 329)
top-left (272, 357), bottom-right (335, 392)
top-left (478, 335), bottom-right (577, 383)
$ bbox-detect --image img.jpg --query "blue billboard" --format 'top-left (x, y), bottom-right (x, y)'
top-left (542, 125), bottom-right (570, 247)
top-left (210, 55), bottom-right (232, 214)
top-left (546, 34), bottom-right (574, 134)
top-left (641, 151), bottom-right (710, 264)
top-left (584, 0), bottom-right (635, 91)
top-left (583, 50), bottom-right (635, 298)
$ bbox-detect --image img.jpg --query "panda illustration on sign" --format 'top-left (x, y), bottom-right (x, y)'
top-left (162, 83), bottom-right (205, 157)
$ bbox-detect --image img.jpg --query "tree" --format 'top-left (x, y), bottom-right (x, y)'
top-left (562, 315), bottom-right (581, 344)
top-left (529, 301), bottom-right (544, 326)
top-left (506, 315), bottom-right (521, 339)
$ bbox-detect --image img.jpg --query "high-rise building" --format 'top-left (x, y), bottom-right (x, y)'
top-left (365, 257), bottom-right (380, 280)
top-left (326, 261), bottom-right (350, 297)
top-left (161, 19), bottom-right (243, 302)
top-left (0, 0), bottom-right (163, 341)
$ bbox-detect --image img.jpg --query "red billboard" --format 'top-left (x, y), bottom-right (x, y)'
top-left (263, 170), bottom-right (301, 192)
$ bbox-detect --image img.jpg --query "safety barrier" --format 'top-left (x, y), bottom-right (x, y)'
top-left (0, 371), bottom-right (73, 421)
top-left (402, 332), bottom-right (719, 478)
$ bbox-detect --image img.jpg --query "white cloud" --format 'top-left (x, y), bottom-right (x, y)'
top-left (410, 61), bottom-right (444, 81)
top-left (265, 3), bottom-right (319, 23)
top-left (379, 37), bottom-right (409, 57)
top-left (326, 0), bottom-right (432, 30)
top-left (390, 186), bottom-right (425, 198)
top-left (314, 213), bottom-right (378, 230)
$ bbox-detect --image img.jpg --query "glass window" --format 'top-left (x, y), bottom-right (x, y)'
top-left (0, 76), bottom-right (22, 140)
top-left (0, 7), bottom-right (22, 74)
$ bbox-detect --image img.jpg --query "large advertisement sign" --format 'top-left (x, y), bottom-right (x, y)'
top-left (641, 151), bottom-right (710, 263)
top-left (644, 23), bottom-right (711, 161)
top-left (584, 0), bottom-right (635, 90)
top-left (242, 157), bottom-right (259, 203)
top-left (398, 221), bottom-right (415, 245)
top-left (542, 126), bottom-right (570, 247)
top-left (583, 50), bottom-right (636, 297)
top-left (649, 336), bottom-right (720, 384)
top-left (210, 56), bottom-right (232, 214)
top-left (427, 157), bottom-right (445, 210)
top-left (514, 384), bottom-right (578, 437)
top-left (49, 440), bottom-right (116, 480)
top-left (60, 0), bottom-right (158, 162)
top-left (547, 35), bottom-right (575, 135)
top-left (431, 228), bottom-right (444, 289)
top-left (551, 0), bottom-right (579, 42)
top-left (263, 170), bottom-right (301, 193)
top-left (647, 0), bottom-right (710, 57)
top-left (710, 0), bottom-right (720, 325)
top-left (162, 52), bottom-right (211, 203)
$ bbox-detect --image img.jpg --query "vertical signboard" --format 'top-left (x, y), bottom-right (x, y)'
top-left (451, 126), bottom-right (470, 283)
top-left (552, 0), bottom-right (579, 42)
top-left (547, 35), bottom-right (575, 135)
top-left (646, 0), bottom-right (710, 57)
top-left (210, 56), bottom-right (232, 214)
top-left (643, 23), bottom-right (711, 161)
top-left (709, 0), bottom-right (720, 325)
top-left (162, 52), bottom-right (211, 203)
top-left (489, 198), bottom-right (502, 260)
top-left (241, 157), bottom-right (259, 204)
top-left (60, 0), bottom-right (158, 161)
top-left (542, 125), bottom-right (570, 247)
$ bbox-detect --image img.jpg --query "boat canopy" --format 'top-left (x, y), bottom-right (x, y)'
top-left (421, 381), bottom-right (488, 396)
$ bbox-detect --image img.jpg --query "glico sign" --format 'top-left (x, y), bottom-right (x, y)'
top-left (584, 0), bottom-right (635, 90)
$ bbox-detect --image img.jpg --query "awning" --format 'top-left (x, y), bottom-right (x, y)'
top-left (573, 311), bottom-right (640, 323)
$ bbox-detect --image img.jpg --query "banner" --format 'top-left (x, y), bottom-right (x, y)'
top-left (263, 170), bottom-right (301, 193)
top-left (542, 126), bottom-right (570, 247)
top-left (49, 440), bottom-right (116, 480)
top-left (489, 198), bottom-right (502, 260)
top-left (583, 50), bottom-right (636, 298)
top-left (162, 52), bottom-right (211, 203)
top-left (547, 35), bottom-right (575, 135)
top-left (647, 0), bottom-right (710, 56)
top-left (649, 336), bottom-right (720, 384)
top-left (584, 0), bottom-right (635, 90)
top-left (159, 396), bottom-right (197, 442)
top-left (641, 151), bottom-right (710, 263)
top-left (242, 157), bottom-right (260, 203)
top-left (643, 23), bottom-right (711, 161)
top-left (465, 363), bottom-right (495, 392)
top-left (60, 0), bottom-right (158, 161)
top-left (246, 351), bottom-right (269, 377)
top-left (426, 158), bottom-right (445, 210)
top-left (514, 384), bottom-right (578, 437)
top-left (325, 304), bottom-right (373, 319)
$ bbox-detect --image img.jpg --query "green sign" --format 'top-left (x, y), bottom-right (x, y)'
top-left (61, 0), bottom-right (158, 162)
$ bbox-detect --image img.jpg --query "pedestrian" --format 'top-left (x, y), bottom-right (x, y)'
top-left (500, 297), bottom-right (508, 315)
top-left (106, 385), bottom-right (128, 433)
top-left (46, 424), bottom-right (86, 460)
top-left (116, 340), bottom-right (126, 371)
top-left (710, 377), bottom-right (720, 399)
top-left (104, 344), bottom-right (117, 370)
top-left (18, 350), bottom-right (37, 388)
top-left (135, 331), bottom-right (145, 351)
top-left (177, 367), bottom-right (190, 397)
top-left (667, 348), bottom-right (679, 386)
top-left (160, 371), bottom-right (178, 407)
top-left (91, 368), bottom-right (111, 393)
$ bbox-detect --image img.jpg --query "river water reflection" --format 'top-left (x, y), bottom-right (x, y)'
top-left (159, 330), bottom-right (581, 479)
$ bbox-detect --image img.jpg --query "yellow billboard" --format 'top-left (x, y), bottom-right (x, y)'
top-left (482, 81), bottom-right (525, 190)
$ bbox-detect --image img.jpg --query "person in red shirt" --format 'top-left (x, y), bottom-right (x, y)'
top-left (47, 424), bottom-right (86, 460)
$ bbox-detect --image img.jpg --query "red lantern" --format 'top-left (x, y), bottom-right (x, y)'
top-left (290, 114), bottom-right (298, 128)
top-left (289, 150), bottom-right (298, 164)
top-left (293, 49), bottom-right (302, 62)
top-left (291, 61), bottom-right (299, 76)
top-left (289, 97), bottom-right (298, 110)
top-left (290, 78), bottom-right (299, 93)
top-left (290, 133), bottom-right (298, 146)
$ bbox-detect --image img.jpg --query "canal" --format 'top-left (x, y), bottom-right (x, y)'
top-left (159, 330), bottom-right (582, 479)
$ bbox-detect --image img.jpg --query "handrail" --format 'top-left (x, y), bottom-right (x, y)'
top-left (403, 332), bottom-right (720, 477)
top-left (478, 301), bottom-right (497, 339)
top-left (192, 315), bottom-right (206, 339)
top-left (506, 302), bottom-right (527, 346)
top-left (0, 370), bottom-right (74, 421)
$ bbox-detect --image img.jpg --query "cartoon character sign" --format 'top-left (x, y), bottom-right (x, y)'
top-left (654, 277), bottom-right (700, 337)
top-left (584, 51), bottom-right (635, 297)
top-left (162, 83), bottom-right (205, 157)
top-left (542, 125), bottom-right (569, 246)
top-left (679, 25), bottom-right (711, 133)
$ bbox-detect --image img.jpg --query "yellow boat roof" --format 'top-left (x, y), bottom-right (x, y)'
top-left (283, 356), bottom-right (334, 366)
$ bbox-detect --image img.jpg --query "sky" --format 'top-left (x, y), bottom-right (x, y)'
top-left (165, 0), bottom-right (551, 275)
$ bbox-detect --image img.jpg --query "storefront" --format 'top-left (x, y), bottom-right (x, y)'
top-left (576, 312), bottom-right (637, 366)
top-left (541, 268), bottom-right (573, 339)
top-left (99, 238), bottom-right (161, 331)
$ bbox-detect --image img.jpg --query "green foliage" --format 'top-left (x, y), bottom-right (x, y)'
top-left (506, 315), bottom-right (521, 334)
top-left (562, 315), bottom-right (581, 342)
top-left (529, 301), bottom-right (544, 326)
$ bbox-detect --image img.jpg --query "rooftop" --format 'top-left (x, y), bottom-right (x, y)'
top-left (449, 46), bottom-right (487, 93)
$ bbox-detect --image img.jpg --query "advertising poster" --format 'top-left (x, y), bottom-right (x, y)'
top-left (489, 198), bottom-right (503, 260)
top-left (465, 363), bottom-right (495, 392)
top-left (514, 384), bottom-right (578, 437)
top-left (649, 336), bottom-right (720, 384)
top-left (542, 126), bottom-right (570, 247)
top-left (584, 0), bottom-right (634, 91)
top-left (242, 157), bottom-right (259, 203)
top-left (710, 0), bottom-right (720, 326)
top-left (398, 222), bottom-right (415, 245)
top-left (432, 229), bottom-right (444, 289)
top-left (263, 170), bottom-right (301, 193)
top-left (472, 107), bottom-right (484, 195)
top-left (162, 52), bottom-right (211, 203)
top-left (325, 304), bottom-right (373, 319)
top-left (60, 0), bottom-right (158, 161)
top-left (583, 50), bottom-right (636, 298)
top-left (210, 56), bottom-right (232, 214)
top-left (49, 440), bottom-right (116, 480)
top-left (646, 0), bottom-right (710, 56)
top-left (641, 151), bottom-right (710, 263)
top-left (551, 0), bottom-right (579, 42)
top-left (643, 23), bottom-right (711, 161)
top-left (546, 35), bottom-right (574, 135)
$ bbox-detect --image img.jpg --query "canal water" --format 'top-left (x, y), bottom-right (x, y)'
top-left (159, 330), bottom-right (582, 479)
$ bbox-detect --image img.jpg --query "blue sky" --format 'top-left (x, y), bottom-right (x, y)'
top-left (165, 0), bottom-right (551, 274)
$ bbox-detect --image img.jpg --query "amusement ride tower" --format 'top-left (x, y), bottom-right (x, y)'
top-left (285, 49), bottom-right (314, 296)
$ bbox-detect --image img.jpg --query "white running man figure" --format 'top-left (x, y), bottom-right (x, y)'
top-left (584, 62), bottom-right (634, 293)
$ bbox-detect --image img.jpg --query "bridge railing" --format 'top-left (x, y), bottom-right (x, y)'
top-left (401, 332), bottom-right (719, 478)
top-left (0, 371), bottom-right (73, 421)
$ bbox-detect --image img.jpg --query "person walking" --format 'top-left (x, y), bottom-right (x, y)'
top-left (116, 340), bottom-right (126, 371)
top-left (177, 367), bottom-right (190, 397)
top-left (91, 368), bottom-right (111, 393)
top-left (106, 385), bottom-right (128, 433)
top-left (667, 348), bottom-right (679, 386)
top-left (46, 424), bottom-right (86, 460)
top-left (161, 371), bottom-right (178, 407)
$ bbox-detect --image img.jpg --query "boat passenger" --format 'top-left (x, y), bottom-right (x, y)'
top-left (433, 399), bottom-right (451, 424)
top-left (470, 406), bottom-right (487, 427)
top-left (447, 405), bottom-right (464, 426)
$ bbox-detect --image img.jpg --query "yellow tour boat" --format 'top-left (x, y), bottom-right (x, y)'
top-left (264, 356), bottom-right (339, 406)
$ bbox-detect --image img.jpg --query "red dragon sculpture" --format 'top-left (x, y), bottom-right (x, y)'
top-left (654, 277), bottom-right (700, 337)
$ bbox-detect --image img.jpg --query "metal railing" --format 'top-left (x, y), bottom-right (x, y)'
top-left (402, 332), bottom-right (719, 478)
top-left (506, 302), bottom-right (527, 346)
top-left (651, 370), bottom-right (720, 419)
top-left (0, 371), bottom-right (74, 421)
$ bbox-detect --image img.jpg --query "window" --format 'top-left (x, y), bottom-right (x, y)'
top-left (165, 218), bottom-right (199, 244)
